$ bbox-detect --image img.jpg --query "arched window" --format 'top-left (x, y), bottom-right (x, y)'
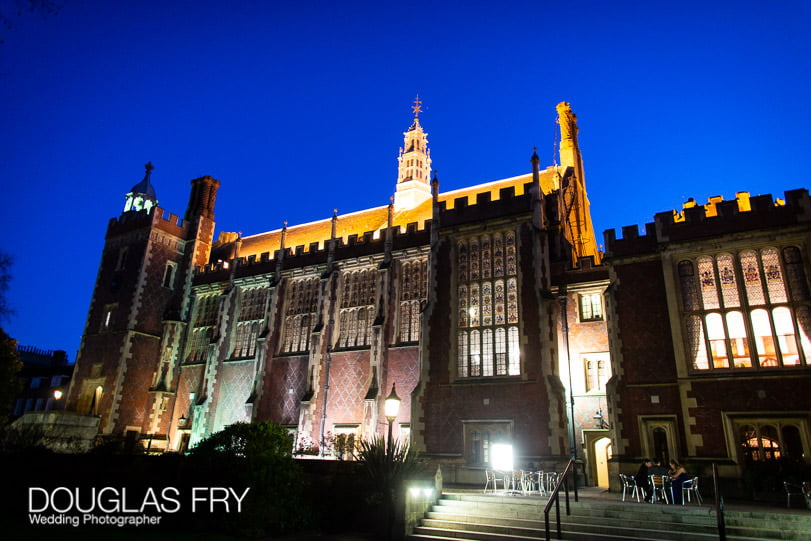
top-left (679, 248), bottom-right (809, 371)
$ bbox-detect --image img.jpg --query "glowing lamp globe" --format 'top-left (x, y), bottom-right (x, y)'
top-left (385, 383), bottom-right (401, 421)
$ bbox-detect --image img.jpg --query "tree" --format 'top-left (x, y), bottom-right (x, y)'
top-left (0, 252), bottom-right (20, 425)
top-left (0, 0), bottom-right (62, 44)
top-left (0, 251), bottom-right (11, 321)
top-left (0, 327), bottom-right (22, 425)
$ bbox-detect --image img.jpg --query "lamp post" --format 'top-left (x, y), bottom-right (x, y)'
top-left (53, 389), bottom-right (63, 401)
top-left (384, 383), bottom-right (401, 453)
top-left (383, 383), bottom-right (401, 540)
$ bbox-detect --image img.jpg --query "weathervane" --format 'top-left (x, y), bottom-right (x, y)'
top-left (412, 94), bottom-right (422, 119)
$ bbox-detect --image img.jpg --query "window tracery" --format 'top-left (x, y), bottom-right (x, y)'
top-left (338, 268), bottom-right (376, 348)
top-left (679, 246), bottom-right (810, 371)
top-left (188, 294), bottom-right (221, 363)
top-left (457, 231), bottom-right (520, 378)
top-left (282, 277), bottom-right (319, 354)
top-left (231, 286), bottom-right (267, 359)
top-left (399, 258), bottom-right (427, 343)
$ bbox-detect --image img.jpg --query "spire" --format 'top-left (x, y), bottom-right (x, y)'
top-left (123, 161), bottom-right (159, 213)
top-left (393, 96), bottom-right (433, 212)
top-left (554, 102), bottom-right (601, 265)
top-left (531, 148), bottom-right (544, 229)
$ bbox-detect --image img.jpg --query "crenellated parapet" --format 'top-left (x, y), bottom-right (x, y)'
top-left (604, 189), bottom-right (811, 258)
top-left (194, 220), bottom-right (432, 282)
top-left (107, 206), bottom-right (187, 238)
top-left (437, 183), bottom-right (533, 228)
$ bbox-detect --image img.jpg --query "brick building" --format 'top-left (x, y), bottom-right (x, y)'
top-left (65, 100), bottom-right (810, 488)
top-left (604, 190), bottom-right (811, 487)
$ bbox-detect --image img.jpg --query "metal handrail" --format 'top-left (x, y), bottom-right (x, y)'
top-left (543, 458), bottom-right (579, 541)
top-left (713, 463), bottom-right (726, 541)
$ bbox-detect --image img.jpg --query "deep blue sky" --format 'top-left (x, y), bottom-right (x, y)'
top-left (2, 1), bottom-right (809, 360)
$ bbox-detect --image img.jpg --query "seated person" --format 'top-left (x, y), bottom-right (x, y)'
top-left (668, 459), bottom-right (689, 504)
top-left (635, 458), bottom-right (653, 501)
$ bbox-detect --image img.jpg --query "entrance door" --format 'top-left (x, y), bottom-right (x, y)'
top-left (594, 437), bottom-right (612, 487)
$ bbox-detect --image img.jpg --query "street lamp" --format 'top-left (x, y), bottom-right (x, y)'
top-left (53, 389), bottom-right (63, 400)
top-left (384, 383), bottom-right (401, 450)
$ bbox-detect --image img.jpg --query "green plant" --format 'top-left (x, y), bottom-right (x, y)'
top-left (357, 435), bottom-right (422, 538)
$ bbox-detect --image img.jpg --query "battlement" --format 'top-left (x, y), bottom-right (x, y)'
top-left (107, 206), bottom-right (186, 237)
top-left (195, 219), bottom-right (431, 281)
top-left (438, 183), bottom-right (533, 227)
top-left (604, 189), bottom-right (811, 257)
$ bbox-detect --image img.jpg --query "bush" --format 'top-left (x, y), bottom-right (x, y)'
top-left (189, 421), bottom-right (311, 537)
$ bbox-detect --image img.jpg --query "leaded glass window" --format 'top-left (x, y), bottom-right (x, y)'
top-left (338, 268), bottom-right (376, 348)
top-left (282, 277), bottom-right (319, 354)
top-left (399, 258), bottom-right (427, 343)
top-left (457, 231), bottom-right (521, 378)
top-left (231, 286), bottom-right (267, 359)
top-left (678, 247), bottom-right (810, 371)
top-left (188, 294), bottom-right (221, 362)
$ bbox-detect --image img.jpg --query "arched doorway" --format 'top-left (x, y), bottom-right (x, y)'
top-left (594, 437), bottom-right (612, 488)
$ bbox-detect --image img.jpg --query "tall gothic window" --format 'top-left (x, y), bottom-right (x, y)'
top-left (282, 277), bottom-right (319, 354)
top-left (187, 293), bottom-right (221, 363)
top-left (399, 258), bottom-right (427, 343)
top-left (457, 231), bottom-right (520, 378)
top-left (231, 286), bottom-right (267, 359)
top-left (679, 246), bottom-right (811, 371)
top-left (338, 268), bottom-right (376, 348)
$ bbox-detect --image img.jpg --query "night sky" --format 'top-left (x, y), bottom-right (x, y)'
top-left (2, 1), bottom-right (809, 361)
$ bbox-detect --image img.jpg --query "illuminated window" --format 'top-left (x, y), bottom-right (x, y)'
top-left (457, 231), bottom-right (520, 378)
top-left (399, 258), bottom-right (427, 343)
top-left (583, 353), bottom-right (610, 392)
top-left (737, 421), bottom-right (806, 462)
top-left (100, 304), bottom-right (118, 332)
top-left (678, 247), bottom-right (810, 371)
top-left (338, 269), bottom-right (376, 348)
top-left (579, 293), bottom-right (603, 321)
top-left (282, 277), bottom-right (319, 354)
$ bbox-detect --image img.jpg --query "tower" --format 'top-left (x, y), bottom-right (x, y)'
top-left (393, 95), bottom-right (433, 212)
top-left (66, 164), bottom-right (219, 451)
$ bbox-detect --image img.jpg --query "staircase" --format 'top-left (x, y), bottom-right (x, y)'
top-left (408, 491), bottom-right (811, 540)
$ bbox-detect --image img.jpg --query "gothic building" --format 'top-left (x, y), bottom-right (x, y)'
top-left (65, 100), bottom-right (811, 488)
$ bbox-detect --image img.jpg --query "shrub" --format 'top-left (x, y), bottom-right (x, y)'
top-left (189, 421), bottom-right (311, 537)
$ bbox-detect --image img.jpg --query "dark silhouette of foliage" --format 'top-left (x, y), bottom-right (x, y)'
top-left (0, 327), bottom-right (21, 425)
top-left (189, 421), bottom-right (311, 537)
top-left (357, 434), bottom-right (421, 538)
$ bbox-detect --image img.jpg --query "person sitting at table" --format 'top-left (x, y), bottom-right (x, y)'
top-left (649, 458), bottom-right (669, 476)
top-left (668, 459), bottom-right (689, 504)
top-left (635, 458), bottom-right (653, 501)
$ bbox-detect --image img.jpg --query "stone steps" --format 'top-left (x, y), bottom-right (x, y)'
top-left (407, 492), bottom-right (811, 541)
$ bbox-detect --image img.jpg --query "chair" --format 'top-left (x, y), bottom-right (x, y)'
top-left (784, 481), bottom-right (804, 508)
top-left (619, 473), bottom-right (642, 502)
top-left (523, 470), bottom-right (543, 495)
top-left (545, 472), bottom-right (559, 494)
top-left (681, 476), bottom-right (702, 505)
top-left (484, 469), bottom-right (506, 493)
top-left (649, 474), bottom-right (670, 504)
